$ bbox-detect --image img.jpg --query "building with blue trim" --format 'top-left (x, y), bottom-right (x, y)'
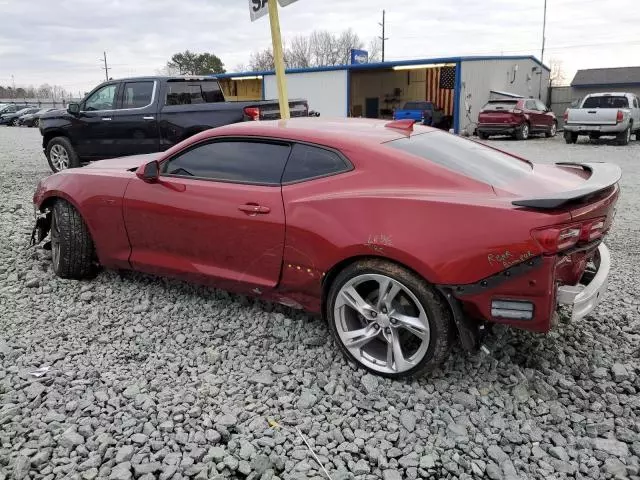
top-left (217, 55), bottom-right (550, 134)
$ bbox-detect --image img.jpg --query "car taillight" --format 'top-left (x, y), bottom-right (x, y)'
top-left (243, 106), bottom-right (260, 121)
top-left (616, 110), bottom-right (624, 123)
top-left (563, 110), bottom-right (568, 122)
top-left (532, 224), bottom-right (581, 254)
top-left (580, 218), bottom-right (606, 242)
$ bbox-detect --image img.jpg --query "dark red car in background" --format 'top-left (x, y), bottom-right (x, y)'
top-left (32, 118), bottom-right (618, 378)
top-left (477, 98), bottom-right (557, 140)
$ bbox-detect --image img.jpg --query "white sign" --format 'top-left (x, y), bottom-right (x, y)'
top-left (249, 0), bottom-right (298, 22)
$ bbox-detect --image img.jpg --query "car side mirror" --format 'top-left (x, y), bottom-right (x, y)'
top-left (136, 160), bottom-right (159, 183)
top-left (67, 103), bottom-right (80, 115)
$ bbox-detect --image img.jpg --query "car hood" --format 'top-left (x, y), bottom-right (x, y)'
top-left (40, 109), bottom-right (68, 119)
top-left (82, 153), bottom-right (163, 171)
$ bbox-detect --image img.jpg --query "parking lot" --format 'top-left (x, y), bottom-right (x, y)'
top-left (1, 126), bottom-right (639, 480)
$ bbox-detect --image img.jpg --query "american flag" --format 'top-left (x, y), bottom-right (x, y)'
top-left (425, 66), bottom-right (456, 116)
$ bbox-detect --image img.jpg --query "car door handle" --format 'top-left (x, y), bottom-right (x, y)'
top-left (143, 116), bottom-right (154, 120)
top-left (238, 203), bottom-right (270, 215)
top-left (101, 117), bottom-right (112, 121)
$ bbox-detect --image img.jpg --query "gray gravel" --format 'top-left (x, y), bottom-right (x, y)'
top-left (1, 126), bottom-right (640, 480)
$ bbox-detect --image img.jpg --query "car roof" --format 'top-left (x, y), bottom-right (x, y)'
top-left (206, 117), bottom-right (438, 147)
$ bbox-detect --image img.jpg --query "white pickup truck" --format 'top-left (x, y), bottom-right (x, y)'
top-left (563, 92), bottom-right (640, 145)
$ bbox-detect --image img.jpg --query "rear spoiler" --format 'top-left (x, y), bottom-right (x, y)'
top-left (512, 162), bottom-right (621, 209)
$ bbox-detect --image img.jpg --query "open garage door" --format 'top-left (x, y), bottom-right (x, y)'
top-left (349, 64), bottom-right (457, 131)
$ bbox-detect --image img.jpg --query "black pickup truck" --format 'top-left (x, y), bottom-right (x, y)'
top-left (39, 76), bottom-right (308, 172)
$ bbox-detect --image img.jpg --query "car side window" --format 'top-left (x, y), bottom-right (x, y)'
top-left (282, 143), bottom-right (350, 183)
top-left (162, 140), bottom-right (291, 185)
top-left (165, 81), bottom-right (225, 105)
top-left (535, 100), bottom-right (547, 111)
top-left (121, 81), bottom-right (154, 109)
top-left (525, 100), bottom-right (536, 110)
top-left (84, 84), bottom-right (118, 111)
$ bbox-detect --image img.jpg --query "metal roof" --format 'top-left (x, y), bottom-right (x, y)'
top-left (216, 55), bottom-right (549, 79)
top-left (571, 67), bottom-right (640, 87)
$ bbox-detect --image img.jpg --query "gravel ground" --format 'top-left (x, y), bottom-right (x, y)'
top-left (1, 126), bottom-right (639, 480)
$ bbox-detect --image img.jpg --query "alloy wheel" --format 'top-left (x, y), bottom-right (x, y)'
top-left (50, 144), bottom-right (70, 171)
top-left (521, 123), bottom-right (529, 139)
top-left (550, 123), bottom-right (557, 136)
top-left (333, 273), bottom-right (431, 374)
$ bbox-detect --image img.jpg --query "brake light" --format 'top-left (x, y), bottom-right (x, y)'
top-left (563, 110), bottom-right (568, 122)
top-left (532, 224), bottom-right (581, 254)
top-left (616, 110), bottom-right (624, 123)
top-left (243, 106), bottom-right (260, 121)
top-left (580, 218), bottom-right (606, 242)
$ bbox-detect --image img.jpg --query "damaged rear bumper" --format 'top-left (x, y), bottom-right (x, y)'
top-left (556, 243), bottom-right (610, 321)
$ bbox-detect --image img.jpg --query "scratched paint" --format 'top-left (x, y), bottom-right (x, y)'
top-left (365, 234), bottom-right (393, 253)
top-left (487, 250), bottom-right (534, 269)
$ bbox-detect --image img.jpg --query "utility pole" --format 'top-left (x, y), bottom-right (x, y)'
top-left (538, 0), bottom-right (547, 100)
top-left (378, 10), bottom-right (389, 62)
top-left (102, 51), bottom-right (109, 81)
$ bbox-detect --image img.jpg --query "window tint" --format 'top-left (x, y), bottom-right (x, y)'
top-left (165, 81), bottom-right (224, 105)
top-left (481, 100), bottom-right (518, 111)
top-left (282, 144), bottom-right (349, 183)
top-left (84, 84), bottom-right (117, 111)
top-left (163, 140), bottom-right (291, 184)
top-left (535, 100), bottom-right (547, 111)
top-left (386, 131), bottom-right (532, 187)
top-left (582, 95), bottom-right (628, 108)
top-left (121, 81), bottom-right (154, 108)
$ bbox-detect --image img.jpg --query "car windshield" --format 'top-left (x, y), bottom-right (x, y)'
top-left (403, 101), bottom-right (432, 110)
top-left (582, 96), bottom-right (628, 108)
top-left (482, 100), bottom-right (518, 110)
top-left (386, 131), bottom-right (532, 187)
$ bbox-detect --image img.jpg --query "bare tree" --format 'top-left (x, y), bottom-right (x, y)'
top-left (250, 48), bottom-right (276, 71)
top-left (368, 37), bottom-right (382, 62)
top-left (248, 29), bottom-right (367, 70)
top-left (549, 58), bottom-right (567, 86)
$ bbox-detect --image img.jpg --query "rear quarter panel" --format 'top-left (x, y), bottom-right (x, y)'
top-left (34, 171), bottom-right (133, 269)
top-left (278, 142), bottom-right (568, 310)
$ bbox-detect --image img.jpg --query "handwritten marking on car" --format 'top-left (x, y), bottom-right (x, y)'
top-left (488, 250), bottom-right (534, 268)
top-left (366, 234), bottom-right (393, 253)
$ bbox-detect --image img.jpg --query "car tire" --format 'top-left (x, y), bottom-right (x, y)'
top-left (515, 122), bottom-right (529, 140)
top-left (589, 133), bottom-right (600, 140)
top-left (545, 121), bottom-right (557, 138)
top-left (50, 200), bottom-right (96, 279)
top-left (326, 259), bottom-right (454, 378)
top-left (617, 126), bottom-right (631, 146)
top-left (564, 131), bottom-right (578, 144)
top-left (46, 137), bottom-right (80, 173)
top-left (10, 118), bottom-right (18, 127)
top-left (33, 118), bottom-right (39, 128)
top-left (478, 131), bottom-right (489, 140)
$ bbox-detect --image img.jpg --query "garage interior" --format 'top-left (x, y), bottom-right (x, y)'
top-left (349, 63), bottom-right (457, 128)
top-left (218, 76), bottom-right (262, 101)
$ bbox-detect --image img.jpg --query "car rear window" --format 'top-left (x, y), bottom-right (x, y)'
top-left (482, 100), bottom-right (518, 111)
top-left (165, 80), bottom-right (225, 105)
top-left (386, 131), bottom-right (532, 186)
top-left (403, 102), bottom-right (431, 110)
top-left (582, 96), bottom-right (628, 108)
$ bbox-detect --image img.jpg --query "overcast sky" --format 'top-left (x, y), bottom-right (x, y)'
top-left (1, 0), bottom-right (639, 96)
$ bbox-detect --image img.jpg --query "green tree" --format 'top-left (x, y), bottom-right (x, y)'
top-left (167, 50), bottom-right (226, 75)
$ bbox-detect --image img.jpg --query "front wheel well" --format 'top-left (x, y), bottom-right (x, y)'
top-left (42, 131), bottom-right (71, 150)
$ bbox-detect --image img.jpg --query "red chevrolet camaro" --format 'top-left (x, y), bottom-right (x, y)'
top-left (32, 118), bottom-right (620, 378)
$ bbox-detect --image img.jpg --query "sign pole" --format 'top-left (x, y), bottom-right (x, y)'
top-left (267, 0), bottom-right (290, 119)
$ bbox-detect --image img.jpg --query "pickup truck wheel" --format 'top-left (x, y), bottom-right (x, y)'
top-left (50, 200), bottom-right (96, 279)
top-left (326, 259), bottom-right (454, 378)
top-left (46, 137), bottom-right (80, 173)
top-left (617, 126), bottom-right (631, 146)
top-left (564, 131), bottom-right (578, 144)
top-left (515, 123), bottom-right (529, 140)
top-left (545, 121), bottom-right (557, 138)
